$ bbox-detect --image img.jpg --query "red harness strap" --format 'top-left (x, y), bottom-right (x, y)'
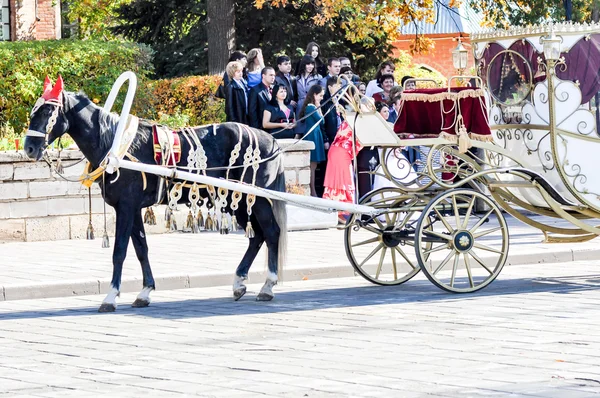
top-left (152, 125), bottom-right (181, 166)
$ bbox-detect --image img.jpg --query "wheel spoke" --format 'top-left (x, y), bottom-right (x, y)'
top-left (469, 251), bottom-right (494, 275)
top-left (423, 243), bottom-right (450, 256)
top-left (397, 211), bottom-right (414, 230)
top-left (464, 253), bottom-right (474, 288)
top-left (384, 211), bottom-right (392, 227)
top-left (391, 247), bottom-right (398, 280)
top-left (395, 246), bottom-right (417, 269)
top-left (473, 242), bottom-right (503, 254)
top-left (433, 250), bottom-right (455, 275)
top-left (469, 209), bottom-right (494, 233)
top-left (375, 247), bottom-right (387, 279)
top-left (352, 236), bottom-right (380, 248)
top-left (473, 226), bottom-right (503, 239)
top-left (434, 208), bottom-right (454, 233)
top-left (361, 223), bottom-right (384, 235)
top-left (359, 243), bottom-right (384, 268)
top-left (450, 253), bottom-right (460, 287)
top-left (423, 230), bottom-right (452, 241)
top-left (373, 217), bottom-right (386, 231)
top-left (462, 196), bottom-right (476, 229)
top-left (452, 195), bottom-right (461, 228)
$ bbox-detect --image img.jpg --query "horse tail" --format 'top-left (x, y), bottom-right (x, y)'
top-left (272, 155), bottom-right (288, 281)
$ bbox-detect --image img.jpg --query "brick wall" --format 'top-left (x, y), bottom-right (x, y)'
top-left (9, 0), bottom-right (60, 41)
top-left (392, 34), bottom-right (475, 78)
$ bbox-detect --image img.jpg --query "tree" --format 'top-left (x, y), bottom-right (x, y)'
top-left (61, 0), bottom-right (132, 39)
top-left (207, 0), bottom-right (236, 74)
top-left (256, 0), bottom-right (448, 53)
top-left (114, 0), bottom-right (394, 78)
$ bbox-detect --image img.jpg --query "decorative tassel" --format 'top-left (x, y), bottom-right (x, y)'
top-left (102, 231), bottom-right (110, 248)
top-left (220, 213), bottom-right (229, 235)
top-left (185, 210), bottom-right (195, 232)
top-left (197, 210), bottom-right (204, 230)
top-left (458, 127), bottom-right (471, 154)
top-left (213, 215), bottom-right (220, 232)
top-left (148, 207), bottom-right (156, 225)
top-left (245, 223), bottom-right (255, 239)
top-left (86, 222), bottom-right (94, 240)
top-left (231, 215), bottom-right (238, 232)
top-left (205, 212), bottom-right (213, 231)
top-left (165, 206), bottom-right (170, 221)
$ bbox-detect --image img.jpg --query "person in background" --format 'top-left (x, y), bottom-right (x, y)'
top-left (372, 74), bottom-right (395, 103)
top-left (375, 101), bottom-right (390, 121)
top-left (365, 60), bottom-right (395, 98)
top-left (246, 48), bottom-right (265, 88)
top-left (262, 84), bottom-right (296, 139)
top-left (216, 51), bottom-right (247, 99)
top-left (319, 58), bottom-right (342, 89)
top-left (299, 85), bottom-right (329, 196)
top-left (295, 55), bottom-right (322, 121)
top-left (357, 81), bottom-right (367, 96)
top-left (248, 66), bottom-right (276, 129)
top-left (275, 55), bottom-right (298, 109)
top-left (295, 42), bottom-right (327, 77)
top-left (401, 75), bottom-right (416, 90)
top-left (321, 77), bottom-right (343, 144)
top-left (339, 57), bottom-right (360, 84)
top-left (224, 61), bottom-right (249, 124)
top-left (387, 86), bottom-right (403, 124)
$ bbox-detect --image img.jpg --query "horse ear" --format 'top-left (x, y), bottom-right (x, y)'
top-left (43, 76), bottom-right (52, 94)
top-left (44, 75), bottom-right (64, 101)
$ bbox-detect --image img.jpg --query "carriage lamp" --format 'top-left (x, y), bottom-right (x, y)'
top-left (541, 31), bottom-right (562, 61)
top-left (452, 39), bottom-right (469, 75)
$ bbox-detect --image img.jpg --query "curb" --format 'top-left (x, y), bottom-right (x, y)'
top-left (2, 245), bottom-right (600, 302)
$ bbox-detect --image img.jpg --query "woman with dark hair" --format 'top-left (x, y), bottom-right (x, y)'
top-left (216, 51), bottom-right (248, 99)
top-left (365, 60), bottom-right (396, 98)
top-left (295, 42), bottom-right (327, 77)
top-left (296, 55), bottom-right (322, 119)
top-left (372, 74), bottom-right (395, 103)
top-left (262, 84), bottom-right (296, 139)
top-left (299, 84), bottom-right (329, 196)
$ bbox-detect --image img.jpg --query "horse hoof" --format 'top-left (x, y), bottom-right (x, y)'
top-left (234, 287), bottom-right (247, 301)
top-left (256, 292), bottom-right (274, 302)
top-left (131, 298), bottom-right (150, 308)
top-left (98, 303), bottom-right (116, 313)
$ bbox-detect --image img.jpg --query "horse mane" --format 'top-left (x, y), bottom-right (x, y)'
top-left (69, 92), bottom-right (147, 151)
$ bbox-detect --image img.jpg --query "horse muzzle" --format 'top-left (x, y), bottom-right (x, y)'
top-left (24, 132), bottom-right (47, 160)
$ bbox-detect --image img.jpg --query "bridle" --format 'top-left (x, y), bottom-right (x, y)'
top-left (26, 96), bottom-right (63, 149)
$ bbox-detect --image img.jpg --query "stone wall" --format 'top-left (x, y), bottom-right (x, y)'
top-left (0, 138), bottom-right (317, 242)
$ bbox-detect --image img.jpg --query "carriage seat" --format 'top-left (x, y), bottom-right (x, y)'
top-left (496, 167), bottom-right (577, 207)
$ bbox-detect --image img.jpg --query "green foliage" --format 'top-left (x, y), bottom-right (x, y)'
top-left (0, 39), bottom-right (154, 135)
top-left (62, 0), bottom-right (133, 39)
top-left (394, 51), bottom-right (447, 87)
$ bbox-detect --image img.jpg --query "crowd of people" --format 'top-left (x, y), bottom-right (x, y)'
top-left (216, 43), bottom-right (417, 223)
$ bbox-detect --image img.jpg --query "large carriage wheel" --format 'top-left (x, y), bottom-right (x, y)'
top-left (345, 188), bottom-right (431, 286)
top-left (415, 189), bottom-right (509, 293)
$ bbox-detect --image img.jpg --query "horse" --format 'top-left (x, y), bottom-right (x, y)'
top-left (23, 76), bottom-right (287, 312)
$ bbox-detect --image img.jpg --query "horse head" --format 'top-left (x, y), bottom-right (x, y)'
top-left (24, 75), bottom-right (70, 160)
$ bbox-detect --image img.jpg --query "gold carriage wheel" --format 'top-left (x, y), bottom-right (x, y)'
top-left (414, 188), bottom-right (509, 293)
top-left (344, 187), bottom-right (432, 286)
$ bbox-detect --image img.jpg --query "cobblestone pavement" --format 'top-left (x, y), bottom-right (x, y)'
top-left (1, 260), bottom-right (600, 397)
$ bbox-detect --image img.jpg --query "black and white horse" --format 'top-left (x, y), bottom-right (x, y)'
top-left (24, 76), bottom-right (287, 312)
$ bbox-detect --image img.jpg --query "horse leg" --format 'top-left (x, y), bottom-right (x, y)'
top-left (131, 210), bottom-right (156, 308)
top-left (99, 205), bottom-right (135, 313)
top-left (252, 199), bottom-right (286, 302)
top-left (232, 213), bottom-right (265, 301)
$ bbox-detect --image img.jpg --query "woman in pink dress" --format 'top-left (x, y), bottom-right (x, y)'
top-left (323, 120), bottom-right (363, 222)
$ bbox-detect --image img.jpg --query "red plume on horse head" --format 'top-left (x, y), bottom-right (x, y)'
top-left (42, 75), bottom-right (64, 101)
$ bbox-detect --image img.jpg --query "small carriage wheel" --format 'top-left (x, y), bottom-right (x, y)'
top-left (345, 188), bottom-right (432, 286)
top-left (415, 189), bottom-right (509, 293)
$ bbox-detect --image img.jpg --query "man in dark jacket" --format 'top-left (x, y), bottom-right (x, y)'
top-left (275, 56), bottom-right (298, 108)
top-left (248, 67), bottom-right (276, 129)
top-left (322, 76), bottom-right (342, 143)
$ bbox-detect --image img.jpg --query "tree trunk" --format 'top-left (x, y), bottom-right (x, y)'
top-left (207, 0), bottom-right (236, 75)
top-left (592, 0), bottom-right (600, 22)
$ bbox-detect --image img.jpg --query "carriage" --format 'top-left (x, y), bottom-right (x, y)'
top-left (22, 22), bottom-right (600, 311)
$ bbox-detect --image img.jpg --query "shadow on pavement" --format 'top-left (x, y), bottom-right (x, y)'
top-left (1, 274), bottom-right (599, 321)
